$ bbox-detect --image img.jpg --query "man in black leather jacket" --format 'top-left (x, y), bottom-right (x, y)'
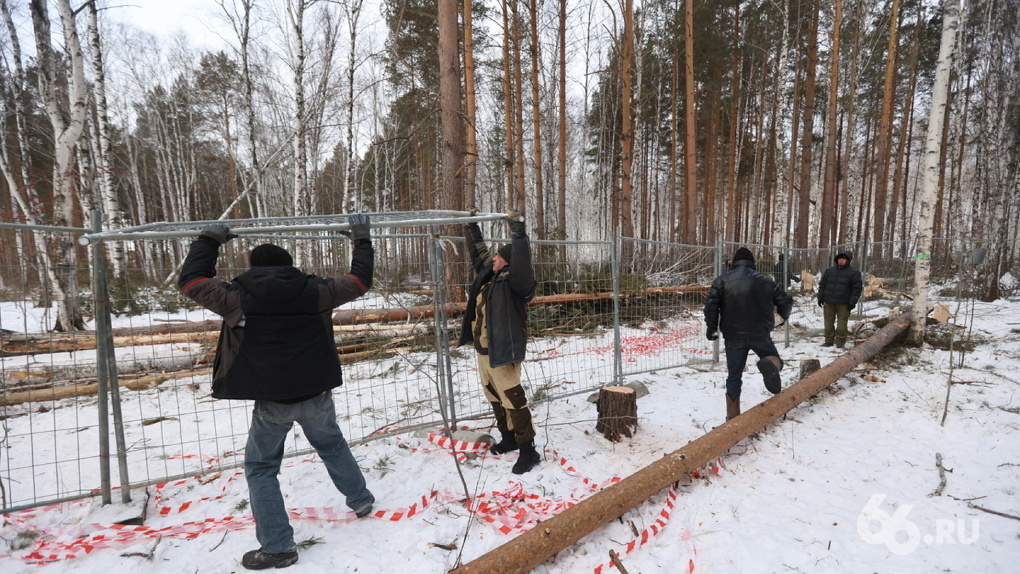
top-left (178, 217), bottom-right (375, 570)
top-left (704, 247), bottom-right (794, 420)
top-left (459, 210), bottom-right (540, 474)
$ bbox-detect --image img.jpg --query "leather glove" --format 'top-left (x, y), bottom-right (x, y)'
top-left (817, 298), bottom-right (824, 307)
top-left (467, 206), bottom-right (480, 214)
top-left (507, 209), bottom-right (526, 237)
top-left (775, 318), bottom-right (787, 329)
top-left (200, 223), bottom-right (236, 245)
top-left (848, 302), bottom-right (856, 310)
top-left (347, 214), bottom-right (371, 241)
top-left (706, 330), bottom-right (719, 341)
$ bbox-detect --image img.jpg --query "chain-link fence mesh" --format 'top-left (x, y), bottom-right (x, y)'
top-left (0, 215), bottom-right (995, 512)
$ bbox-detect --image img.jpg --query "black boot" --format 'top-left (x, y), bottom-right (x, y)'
top-left (241, 548), bottom-right (298, 570)
top-left (489, 430), bottom-right (519, 455)
top-left (757, 356), bottom-right (783, 394)
top-left (512, 442), bottom-right (541, 474)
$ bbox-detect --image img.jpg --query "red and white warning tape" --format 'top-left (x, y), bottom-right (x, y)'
top-left (0, 433), bottom-right (720, 568)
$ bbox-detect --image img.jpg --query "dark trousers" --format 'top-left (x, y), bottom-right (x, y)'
top-left (723, 336), bottom-right (782, 400)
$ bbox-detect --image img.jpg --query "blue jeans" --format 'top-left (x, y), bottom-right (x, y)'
top-left (723, 336), bottom-right (783, 400)
top-left (245, 392), bottom-right (373, 553)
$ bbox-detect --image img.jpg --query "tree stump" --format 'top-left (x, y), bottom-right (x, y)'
top-left (595, 386), bottom-right (638, 441)
top-left (800, 358), bottom-right (821, 379)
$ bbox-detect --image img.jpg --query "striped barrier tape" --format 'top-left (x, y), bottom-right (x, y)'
top-left (1, 434), bottom-right (722, 565)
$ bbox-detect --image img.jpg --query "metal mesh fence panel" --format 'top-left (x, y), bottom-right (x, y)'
top-left (614, 238), bottom-right (717, 376)
top-left (0, 226), bottom-right (99, 511)
top-left (1, 216), bottom-right (992, 513)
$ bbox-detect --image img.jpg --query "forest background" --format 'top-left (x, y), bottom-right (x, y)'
top-left (0, 0), bottom-right (1018, 332)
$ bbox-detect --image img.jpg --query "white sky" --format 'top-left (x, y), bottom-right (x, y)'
top-left (106, 0), bottom-right (230, 49)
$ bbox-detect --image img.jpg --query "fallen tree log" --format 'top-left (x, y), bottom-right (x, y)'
top-left (449, 310), bottom-right (912, 574)
top-left (332, 286), bottom-right (710, 325)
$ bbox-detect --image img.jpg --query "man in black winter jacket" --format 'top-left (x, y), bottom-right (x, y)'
top-left (704, 247), bottom-right (794, 421)
top-left (459, 210), bottom-right (540, 475)
top-left (178, 217), bottom-right (375, 570)
top-left (817, 251), bottom-right (863, 348)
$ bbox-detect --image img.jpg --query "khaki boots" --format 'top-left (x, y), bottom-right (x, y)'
top-left (726, 394), bottom-right (741, 421)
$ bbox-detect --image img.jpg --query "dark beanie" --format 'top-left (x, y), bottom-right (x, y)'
top-left (733, 247), bottom-right (755, 264)
top-left (250, 244), bottom-right (294, 267)
top-left (496, 244), bottom-right (513, 264)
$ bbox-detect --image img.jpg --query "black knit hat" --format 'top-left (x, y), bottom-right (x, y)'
top-left (250, 244), bottom-right (294, 267)
top-left (733, 247), bottom-right (755, 264)
top-left (496, 244), bottom-right (513, 264)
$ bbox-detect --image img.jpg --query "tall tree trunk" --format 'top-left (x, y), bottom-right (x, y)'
top-left (619, 0), bottom-right (635, 243)
top-left (725, 2), bottom-right (741, 242)
top-left (438, 0), bottom-right (464, 210)
top-left (528, 0), bottom-right (545, 238)
top-left (345, 0), bottom-right (366, 211)
top-left (501, 0), bottom-right (516, 208)
top-left (511, 0), bottom-right (526, 208)
top-left (682, 0), bottom-right (697, 244)
top-left (820, 0), bottom-right (842, 246)
top-left (288, 0), bottom-right (309, 219)
top-left (556, 0), bottom-right (567, 240)
top-left (463, 0), bottom-right (479, 208)
top-left (29, 0), bottom-right (89, 331)
top-left (909, 0), bottom-right (960, 342)
top-left (872, 0), bottom-right (902, 251)
top-left (796, 0), bottom-right (820, 248)
top-left (85, 0), bottom-right (126, 279)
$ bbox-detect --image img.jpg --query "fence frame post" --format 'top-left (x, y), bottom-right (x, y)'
top-left (428, 225), bottom-right (457, 428)
top-left (89, 210), bottom-right (131, 504)
top-left (611, 233), bottom-right (622, 385)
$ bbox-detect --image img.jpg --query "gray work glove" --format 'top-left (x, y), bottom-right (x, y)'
top-left (775, 318), bottom-right (787, 329)
top-left (507, 209), bottom-right (526, 237)
top-left (199, 223), bottom-right (236, 245)
top-left (346, 214), bottom-right (371, 241)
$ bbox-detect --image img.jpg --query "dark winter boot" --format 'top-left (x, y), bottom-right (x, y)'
top-left (489, 430), bottom-right (520, 455)
top-left (512, 442), bottom-right (541, 474)
top-left (241, 548), bottom-right (299, 570)
top-left (726, 394), bottom-right (741, 421)
top-left (757, 356), bottom-right (783, 394)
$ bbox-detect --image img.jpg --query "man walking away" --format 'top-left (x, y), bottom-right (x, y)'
top-left (179, 217), bottom-right (376, 570)
top-left (817, 251), bottom-right (864, 349)
top-left (704, 247), bottom-right (794, 421)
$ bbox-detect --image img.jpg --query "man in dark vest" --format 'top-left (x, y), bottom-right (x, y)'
top-left (179, 217), bottom-right (375, 570)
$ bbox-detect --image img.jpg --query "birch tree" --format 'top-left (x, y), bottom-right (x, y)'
top-left (29, 0), bottom-right (90, 331)
top-left (909, 0), bottom-right (961, 344)
top-left (85, 0), bottom-right (126, 278)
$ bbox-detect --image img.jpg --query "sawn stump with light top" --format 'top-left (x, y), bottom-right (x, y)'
top-left (595, 385), bottom-right (638, 441)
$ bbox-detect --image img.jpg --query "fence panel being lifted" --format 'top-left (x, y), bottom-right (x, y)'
top-left (0, 212), bottom-right (981, 513)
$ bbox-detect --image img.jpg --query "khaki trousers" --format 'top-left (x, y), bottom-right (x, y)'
top-left (476, 353), bottom-right (535, 443)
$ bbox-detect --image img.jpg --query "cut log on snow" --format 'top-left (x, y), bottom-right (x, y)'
top-left (448, 311), bottom-right (912, 574)
top-left (595, 386), bottom-right (638, 441)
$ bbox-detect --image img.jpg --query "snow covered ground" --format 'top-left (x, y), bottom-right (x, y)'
top-left (2, 292), bottom-right (1018, 573)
